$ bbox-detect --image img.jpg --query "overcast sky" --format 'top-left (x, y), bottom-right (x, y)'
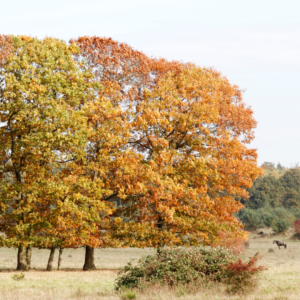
top-left (2, 0), bottom-right (300, 167)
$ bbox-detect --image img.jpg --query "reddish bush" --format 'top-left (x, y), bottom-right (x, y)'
top-left (223, 253), bottom-right (266, 294)
top-left (226, 256), bottom-right (265, 274)
top-left (294, 219), bottom-right (300, 233)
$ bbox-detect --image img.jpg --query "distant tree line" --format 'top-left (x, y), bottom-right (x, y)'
top-left (238, 162), bottom-right (300, 233)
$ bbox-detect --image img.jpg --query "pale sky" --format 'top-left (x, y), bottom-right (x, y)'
top-left (2, 0), bottom-right (300, 167)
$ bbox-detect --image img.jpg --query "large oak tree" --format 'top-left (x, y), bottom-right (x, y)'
top-left (73, 37), bottom-right (261, 250)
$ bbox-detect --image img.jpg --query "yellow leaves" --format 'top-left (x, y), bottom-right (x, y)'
top-left (68, 43), bottom-right (80, 54)
top-left (167, 125), bottom-right (173, 133)
top-left (0, 35), bottom-right (109, 249)
top-left (31, 84), bottom-right (46, 93)
top-left (19, 35), bottom-right (32, 42)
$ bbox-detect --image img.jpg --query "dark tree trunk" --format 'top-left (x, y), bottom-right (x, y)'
top-left (157, 216), bottom-right (167, 250)
top-left (47, 247), bottom-right (56, 271)
top-left (57, 247), bottom-right (63, 270)
top-left (26, 246), bottom-right (32, 270)
top-left (83, 246), bottom-right (96, 271)
top-left (17, 246), bottom-right (27, 271)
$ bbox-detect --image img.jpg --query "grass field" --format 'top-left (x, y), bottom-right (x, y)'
top-left (0, 234), bottom-right (299, 299)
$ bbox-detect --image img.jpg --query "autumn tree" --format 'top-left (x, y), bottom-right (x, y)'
top-left (0, 36), bottom-right (113, 270)
top-left (72, 36), bottom-right (261, 249)
top-left (115, 65), bottom-right (261, 246)
top-left (0, 35), bottom-right (262, 271)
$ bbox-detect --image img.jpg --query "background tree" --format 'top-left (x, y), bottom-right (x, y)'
top-left (261, 162), bottom-right (286, 178)
top-left (246, 176), bottom-right (285, 209)
top-left (237, 206), bottom-right (294, 232)
top-left (245, 167), bottom-right (300, 210)
top-left (280, 168), bottom-right (300, 192)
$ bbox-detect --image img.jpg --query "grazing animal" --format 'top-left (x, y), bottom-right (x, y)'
top-left (273, 240), bottom-right (287, 249)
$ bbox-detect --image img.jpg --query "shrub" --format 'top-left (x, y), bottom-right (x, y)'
top-left (120, 289), bottom-right (137, 300)
top-left (223, 253), bottom-right (266, 294)
top-left (273, 207), bottom-right (294, 220)
top-left (260, 208), bottom-right (276, 227)
top-left (11, 273), bottom-right (25, 281)
top-left (290, 207), bottom-right (300, 219)
top-left (238, 206), bottom-right (294, 233)
top-left (115, 248), bottom-right (234, 290)
top-left (271, 218), bottom-right (291, 233)
top-left (294, 219), bottom-right (300, 233)
top-left (237, 208), bottom-right (264, 231)
top-left (115, 248), bottom-right (265, 294)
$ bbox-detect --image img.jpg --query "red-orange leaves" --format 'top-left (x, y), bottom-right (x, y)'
top-left (0, 35), bottom-right (12, 66)
top-left (71, 36), bottom-right (152, 104)
top-left (125, 65), bottom-right (261, 245)
top-left (71, 36), bottom-right (261, 248)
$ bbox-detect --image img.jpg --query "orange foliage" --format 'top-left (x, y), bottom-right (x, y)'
top-left (72, 36), bottom-right (261, 247)
top-left (70, 36), bottom-right (151, 104)
top-left (212, 231), bottom-right (248, 254)
top-left (0, 35), bottom-right (261, 256)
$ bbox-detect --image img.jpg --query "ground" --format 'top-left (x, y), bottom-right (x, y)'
top-left (0, 234), bottom-right (299, 299)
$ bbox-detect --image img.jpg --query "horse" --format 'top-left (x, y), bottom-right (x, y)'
top-left (273, 240), bottom-right (287, 249)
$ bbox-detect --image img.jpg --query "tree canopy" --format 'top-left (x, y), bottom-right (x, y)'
top-left (0, 35), bottom-right (261, 270)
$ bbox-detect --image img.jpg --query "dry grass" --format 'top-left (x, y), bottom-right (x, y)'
top-left (0, 234), bottom-right (299, 299)
top-left (0, 247), bottom-right (156, 270)
top-left (0, 271), bottom-right (117, 299)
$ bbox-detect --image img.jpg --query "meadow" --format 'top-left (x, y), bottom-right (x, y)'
top-left (0, 234), bottom-right (300, 300)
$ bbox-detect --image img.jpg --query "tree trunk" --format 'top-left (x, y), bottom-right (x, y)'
top-left (83, 246), bottom-right (96, 271)
top-left (157, 216), bottom-right (167, 250)
top-left (57, 247), bottom-right (63, 270)
top-left (47, 247), bottom-right (56, 271)
top-left (17, 246), bottom-right (27, 271)
top-left (26, 246), bottom-right (32, 270)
